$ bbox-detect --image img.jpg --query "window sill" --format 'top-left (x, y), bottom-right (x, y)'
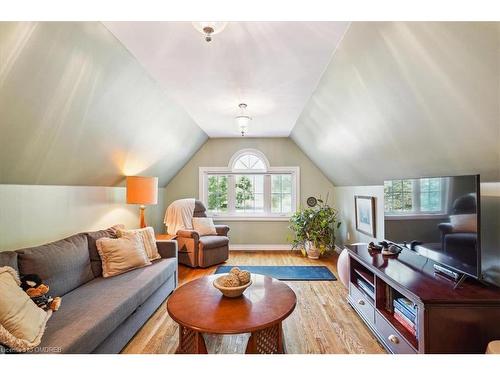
top-left (211, 216), bottom-right (291, 222)
top-left (385, 214), bottom-right (448, 220)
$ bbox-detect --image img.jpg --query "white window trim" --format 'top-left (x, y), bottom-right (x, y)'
top-left (385, 213), bottom-right (449, 221)
top-left (385, 178), bottom-right (450, 218)
top-left (199, 165), bottom-right (300, 221)
top-left (228, 148), bottom-right (270, 172)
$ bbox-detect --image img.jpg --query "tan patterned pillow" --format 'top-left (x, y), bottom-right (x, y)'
top-left (0, 267), bottom-right (52, 352)
top-left (116, 227), bottom-right (161, 261)
top-left (96, 232), bottom-right (151, 278)
top-left (192, 217), bottom-right (217, 236)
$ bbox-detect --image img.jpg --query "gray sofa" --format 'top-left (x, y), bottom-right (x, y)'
top-left (0, 227), bottom-right (178, 354)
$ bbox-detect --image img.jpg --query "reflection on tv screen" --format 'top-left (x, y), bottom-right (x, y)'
top-left (384, 175), bottom-right (479, 277)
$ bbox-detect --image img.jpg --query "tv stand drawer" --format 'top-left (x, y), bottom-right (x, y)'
top-left (375, 311), bottom-right (417, 354)
top-left (349, 283), bottom-right (375, 326)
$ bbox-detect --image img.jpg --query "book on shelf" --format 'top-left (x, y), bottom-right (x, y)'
top-left (393, 310), bottom-right (417, 337)
top-left (357, 279), bottom-right (375, 298)
top-left (395, 297), bottom-right (417, 314)
top-left (385, 285), bottom-right (394, 312)
top-left (394, 307), bottom-right (416, 328)
top-left (393, 299), bottom-right (417, 323)
top-left (357, 284), bottom-right (374, 298)
top-left (357, 278), bottom-right (374, 291)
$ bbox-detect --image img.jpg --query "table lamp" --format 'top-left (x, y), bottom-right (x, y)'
top-left (126, 176), bottom-right (158, 228)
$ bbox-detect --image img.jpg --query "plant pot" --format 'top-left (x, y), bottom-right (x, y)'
top-left (305, 241), bottom-right (320, 259)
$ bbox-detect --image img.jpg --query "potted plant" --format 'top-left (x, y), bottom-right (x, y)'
top-left (288, 197), bottom-right (341, 259)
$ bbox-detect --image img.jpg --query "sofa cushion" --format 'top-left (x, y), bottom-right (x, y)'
top-left (449, 214), bottom-right (477, 233)
top-left (39, 258), bottom-right (176, 353)
top-left (0, 266), bottom-right (52, 352)
top-left (16, 234), bottom-right (94, 297)
top-left (199, 235), bottom-right (229, 249)
top-left (85, 225), bottom-right (123, 277)
top-left (96, 233), bottom-right (151, 278)
top-left (116, 227), bottom-right (160, 261)
top-left (0, 252), bottom-right (18, 273)
top-left (192, 218), bottom-right (217, 236)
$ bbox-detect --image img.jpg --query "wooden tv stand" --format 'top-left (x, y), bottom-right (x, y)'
top-left (345, 244), bottom-right (500, 354)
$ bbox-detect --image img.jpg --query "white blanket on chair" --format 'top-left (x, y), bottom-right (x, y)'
top-left (164, 198), bottom-right (196, 235)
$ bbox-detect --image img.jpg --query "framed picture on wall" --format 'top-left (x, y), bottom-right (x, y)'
top-left (354, 195), bottom-right (376, 237)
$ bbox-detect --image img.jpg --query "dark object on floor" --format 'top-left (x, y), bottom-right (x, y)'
top-left (215, 265), bottom-right (336, 281)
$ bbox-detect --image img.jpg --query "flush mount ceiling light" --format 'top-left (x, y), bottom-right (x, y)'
top-left (235, 103), bottom-right (252, 137)
top-left (192, 22), bottom-right (227, 42)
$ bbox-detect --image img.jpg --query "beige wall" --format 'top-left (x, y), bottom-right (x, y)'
top-left (0, 185), bottom-right (166, 251)
top-left (165, 138), bottom-right (336, 245)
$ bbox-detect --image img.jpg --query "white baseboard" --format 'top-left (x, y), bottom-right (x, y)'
top-left (230, 244), bottom-right (344, 252)
top-left (229, 244), bottom-right (294, 251)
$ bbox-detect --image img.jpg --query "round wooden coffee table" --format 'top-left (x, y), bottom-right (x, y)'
top-left (167, 274), bottom-right (297, 354)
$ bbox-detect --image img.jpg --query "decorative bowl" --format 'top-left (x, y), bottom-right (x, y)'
top-left (213, 276), bottom-right (252, 298)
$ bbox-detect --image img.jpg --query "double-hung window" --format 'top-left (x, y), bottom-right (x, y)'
top-left (199, 149), bottom-right (299, 220)
top-left (384, 177), bottom-right (449, 218)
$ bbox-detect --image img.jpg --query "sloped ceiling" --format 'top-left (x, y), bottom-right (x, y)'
top-left (291, 22), bottom-right (500, 186)
top-left (0, 22), bottom-right (207, 187)
top-left (2, 22), bottom-right (499, 189)
top-left (104, 22), bottom-right (349, 137)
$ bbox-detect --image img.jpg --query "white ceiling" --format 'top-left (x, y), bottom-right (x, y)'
top-left (104, 22), bottom-right (350, 137)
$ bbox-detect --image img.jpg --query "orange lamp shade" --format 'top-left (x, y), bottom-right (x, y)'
top-left (126, 176), bottom-right (158, 205)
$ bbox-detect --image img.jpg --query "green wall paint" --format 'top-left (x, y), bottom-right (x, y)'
top-left (165, 138), bottom-right (336, 245)
top-left (333, 185), bottom-right (385, 245)
top-left (0, 21), bottom-right (205, 251)
top-left (0, 22), bottom-right (207, 186)
top-left (0, 185), bottom-right (166, 251)
top-left (292, 22), bottom-right (500, 186)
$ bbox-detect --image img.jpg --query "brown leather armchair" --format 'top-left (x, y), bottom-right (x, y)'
top-left (176, 200), bottom-right (230, 268)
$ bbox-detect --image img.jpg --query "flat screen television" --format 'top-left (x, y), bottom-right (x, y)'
top-left (384, 174), bottom-right (480, 278)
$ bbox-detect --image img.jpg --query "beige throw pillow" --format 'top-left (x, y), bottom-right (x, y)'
top-left (450, 214), bottom-right (477, 233)
top-left (96, 232), bottom-right (151, 278)
top-left (192, 217), bottom-right (217, 236)
top-left (0, 267), bottom-right (52, 352)
top-left (116, 227), bottom-right (161, 261)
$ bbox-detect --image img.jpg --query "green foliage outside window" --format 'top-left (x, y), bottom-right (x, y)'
top-left (207, 172), bottom-right (295, 215)
top-left (208, 175), bottom-right (256, 212)
top-left (384, 178), bottom-right (443, 213)
top-left (235, 176), bottom-right (254, 208)
top-left (208, 175), bottom-right (228, 212)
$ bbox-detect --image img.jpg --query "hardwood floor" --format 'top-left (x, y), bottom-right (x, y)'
top-left (122, 251), bottom-right (386, 354)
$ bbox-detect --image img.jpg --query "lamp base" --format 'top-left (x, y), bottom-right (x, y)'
top-left (139, 205), bottom-right (147, 228)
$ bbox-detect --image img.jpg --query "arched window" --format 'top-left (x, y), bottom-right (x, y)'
top-left (199, 149), bottom-right (299, 220)
top-left (229, 149), bottom-right (269, 172)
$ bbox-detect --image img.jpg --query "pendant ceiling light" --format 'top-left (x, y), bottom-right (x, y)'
top-left (235, 103), bottom-right (251, 137)
top-left (192, 22), bottom-right (227, 42)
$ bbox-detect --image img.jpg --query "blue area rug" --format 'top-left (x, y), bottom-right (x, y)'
top-left (214, 265), bottom-right (336, 281)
